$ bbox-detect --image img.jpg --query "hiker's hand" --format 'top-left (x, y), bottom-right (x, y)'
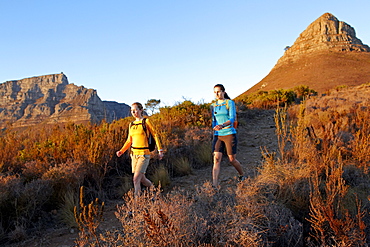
top-left (158, 150), bottom-right (164, 160)
top-left (213, 124), bottom-right (223, 131)
top-left (116, 150), bottom-right (123, 157)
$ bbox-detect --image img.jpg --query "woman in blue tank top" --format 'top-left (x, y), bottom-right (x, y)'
top-left (211, 84), bottom-right (245, 188)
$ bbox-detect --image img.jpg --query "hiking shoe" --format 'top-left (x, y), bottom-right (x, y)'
top-left (212, 185), bottom-right (220, 192)
top-left (238, 175), bottom-right (247, 182)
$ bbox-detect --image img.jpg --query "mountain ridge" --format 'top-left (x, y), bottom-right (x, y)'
top-left (0, 73), bottom-right (130, 128)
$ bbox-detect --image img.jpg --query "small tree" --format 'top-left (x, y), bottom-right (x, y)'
top-left (145, 99), bottom-right (161, 115)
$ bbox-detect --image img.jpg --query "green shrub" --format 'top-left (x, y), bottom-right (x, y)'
top-left (236, 85), bottom-right (317, 109)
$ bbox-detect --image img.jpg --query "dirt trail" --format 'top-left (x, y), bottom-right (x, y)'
top-left (169, 109), bottom-right (278, 192)
top-left (13, 109), bottom-right (278, 247)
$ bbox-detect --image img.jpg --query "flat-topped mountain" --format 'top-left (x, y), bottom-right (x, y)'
top-left (237, 13), bottom-right (370, 98)
top-left (0, 73), bottom-right (130, 128)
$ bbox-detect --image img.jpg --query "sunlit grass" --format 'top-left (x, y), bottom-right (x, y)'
top-left (1, 86), bottom-right (370, 246)
top-left (150, 164), bottom-right (171, 188)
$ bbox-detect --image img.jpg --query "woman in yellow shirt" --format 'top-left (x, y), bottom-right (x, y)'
top-left (116, 102), bottom-right (163, 196)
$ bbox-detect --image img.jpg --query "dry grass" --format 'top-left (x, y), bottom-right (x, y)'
top-left (74, 186), bottom-right (105, 247)
top-left (77, 181), bottom-right (302, 246)
top-left (60, 188), bottom-right (79, 228)
top-left (256, 85), bottom-right (370, 245)
top-left (172, 156), bottom-right (192, 176)
top-left (68, 85), bottom-right (369, 246)
top-left (0, 100), bottom-right (214, 244)
top-left (150, 164), bottom-right (171, 188)
top-left (116, 174), bottom-right (133, 197)
top-left (114, 186), bottom-right (204, 246)
top-left (194, 142), bottom-right (213, 167)
top-left (307, 158), bottom-right (367, 246)
top-left (1, 88), bottom-right (370, 246)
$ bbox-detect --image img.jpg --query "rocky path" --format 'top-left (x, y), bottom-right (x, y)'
top-left (14, 109), bottom-right (278, 247)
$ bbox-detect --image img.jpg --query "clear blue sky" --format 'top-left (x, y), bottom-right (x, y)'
top-left (1, 0), bottom-right (370, 107)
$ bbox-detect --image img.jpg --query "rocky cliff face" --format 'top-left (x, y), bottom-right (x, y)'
top-left (0, 73), bottom-right (130, 128)
top-left (276, 13), bottom-right (370, 67)
top-left (238, 13), bottom-right (370, 97)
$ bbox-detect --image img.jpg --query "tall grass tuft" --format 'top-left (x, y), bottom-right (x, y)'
top-left (150, 164), bottom-right (171, 188)
top-left (194, 142), bottom-right (213, 168)
top-left (172, 156), bottom-right (192, 176)
top-left (59, 188), bottom-right (79, 228)
top-left (116, 174), bottom-right (133, 197)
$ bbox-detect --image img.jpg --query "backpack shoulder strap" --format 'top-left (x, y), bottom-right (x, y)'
top-left (142, 118), bottom-right (149, 137)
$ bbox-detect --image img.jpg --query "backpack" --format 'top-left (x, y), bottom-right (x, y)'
top-left (213, 99), bottom-right (239, 128)
top-left (129, 118), bottom-right (156, 152)
top-left (142, 118), bottom-right (156, 152)
top-left (226, 99), bottom-right (239, 128)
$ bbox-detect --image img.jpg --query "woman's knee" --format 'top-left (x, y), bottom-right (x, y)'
top-left (140, 174), bottom-right (148, 183)
top-left (133, 173), bottom-right (143, 183)
top-left (213, 152), bottom-right (222, 163)
top-left (228, 155), bottom-right (237, 163)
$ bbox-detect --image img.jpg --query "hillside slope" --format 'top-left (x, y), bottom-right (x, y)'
top-left (243, 51), bottom-right (370, 95)
top-left (237, 13), bottom-right (370, 98)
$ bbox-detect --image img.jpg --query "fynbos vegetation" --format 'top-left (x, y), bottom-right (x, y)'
top-left (235, 85), bottom-right (317, 109)
top-left (1, 85), bottom-right (369, 246)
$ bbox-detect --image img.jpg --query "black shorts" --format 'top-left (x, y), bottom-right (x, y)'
top-left (212, 134), bottom-right (238, 155)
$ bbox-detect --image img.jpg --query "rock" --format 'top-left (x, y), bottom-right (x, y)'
top-left (237, 13), bottom-right (370, 97)
top-left (276, 13), bottom-right (370, 67)
top-left (0, 73), bottom-right (130, 128)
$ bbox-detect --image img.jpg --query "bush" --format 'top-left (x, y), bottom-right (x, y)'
top-left (1, 87), bottom-right (370, 246)
top-left (236, 85), bottom-right (317, 109)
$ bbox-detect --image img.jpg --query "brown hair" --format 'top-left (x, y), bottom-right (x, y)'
top-left (132, 102), bottom-right (143, 110)
top-left (132, 102), bottom-right (144, 116)
top-left (214, 84), bottom-right (231, 99)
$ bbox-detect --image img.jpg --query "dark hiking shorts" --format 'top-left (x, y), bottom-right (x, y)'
top-left (212, 134), bottom-right (238, 155)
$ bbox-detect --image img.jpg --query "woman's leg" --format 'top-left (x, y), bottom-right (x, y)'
top-left (213, 152), bottom-right (222, 187)
top-left (133, 172), bottom-right (153, 196)
top-left (133, 171), bottom-right (144, 196)
top-left (132, 155), bottom-right (152, 196)
top-left (228, 154), bottom-right (244, 176)
top-left (141, 174), bottom-right (153, 187)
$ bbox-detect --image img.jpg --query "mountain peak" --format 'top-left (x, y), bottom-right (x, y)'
top-left (236, 13), bottom-right (370, 98)
top-left (276, 12), bottom-right (370, 67)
